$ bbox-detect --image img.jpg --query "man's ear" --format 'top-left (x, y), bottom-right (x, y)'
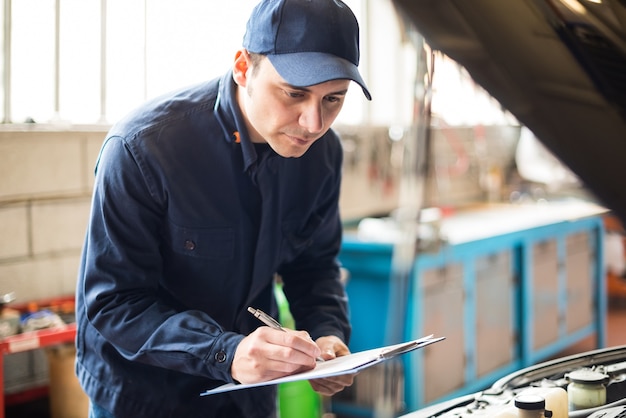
top-left (232, 49), bottom-right (250, 87)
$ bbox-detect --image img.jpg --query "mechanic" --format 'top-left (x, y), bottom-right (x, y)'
top-left (75, 0), bottom-right (371, 417)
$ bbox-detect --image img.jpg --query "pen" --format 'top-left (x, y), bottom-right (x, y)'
top-left (247, 307), bottom-right (286, 331)
top-left (247, 306), bottom-right (324, 362)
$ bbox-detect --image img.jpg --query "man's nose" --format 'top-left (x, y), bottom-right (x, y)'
top-left (299, 102), bottom-right (324, 135)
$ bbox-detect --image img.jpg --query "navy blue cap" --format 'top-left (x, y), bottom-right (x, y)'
top-left (243, 0), bottom-right (371, 100)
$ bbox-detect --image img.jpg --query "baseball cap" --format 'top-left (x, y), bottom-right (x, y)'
top-left (243, 0), bottom-right (372, 100)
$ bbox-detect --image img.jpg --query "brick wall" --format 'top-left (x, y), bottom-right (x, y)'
top-left (0, 127), bottom-right (105, 303)
top-left (0, 124), bottom-right (520, 304)
top-left (0, 126), bottom-right (397, 304)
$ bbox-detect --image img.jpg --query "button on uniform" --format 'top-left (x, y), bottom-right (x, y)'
top-left (215, 350), bottom-right (227, 363)
top-left (184, 240), bottom-right (196, 251)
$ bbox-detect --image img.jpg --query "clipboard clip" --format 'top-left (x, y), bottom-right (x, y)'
top-left (380, 341), bottom-right (419, 359)
top-left (379, 335), bottom-right (444, 360)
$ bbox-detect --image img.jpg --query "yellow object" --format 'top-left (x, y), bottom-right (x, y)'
top-left (491, 404), bottom-right (520, 418)
top-left (519, 387), bottom-right (568, 418)
top-left (46, 344), bottom-right (89, 418)
top-left (491, 387), bottom-right (568, 418)
top-left (514, 394), bottom-right (545, 418)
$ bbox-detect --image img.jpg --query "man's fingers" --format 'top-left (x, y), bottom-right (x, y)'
top-left (309, 373), bottom-right (356, 396)
top-left (231, 327), bottom-right (320, 384)
top-left (261, 328), bottom-right (322, 362)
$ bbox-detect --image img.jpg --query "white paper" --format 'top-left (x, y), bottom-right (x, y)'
top-left (200, 334), bottom-right (444, 396)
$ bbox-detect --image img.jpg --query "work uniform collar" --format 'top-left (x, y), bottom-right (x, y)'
top-left (214, 69), bottom-right (261, 172)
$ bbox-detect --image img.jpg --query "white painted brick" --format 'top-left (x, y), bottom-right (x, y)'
top-left (0, 204), bottom-right (29, 260)
top-left (84, 133), bottom-right (105, 190)
top-left (56, 254), bottom-right (82, 296)
top-left (0, 132), bottom-right (83, 200)
top-left (31, 198), bottom-right (91, 256)
top-left (0, 253), bottom-right (80, 302)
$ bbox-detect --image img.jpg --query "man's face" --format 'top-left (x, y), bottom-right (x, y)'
top-left (234, 51), bottom-right (351, 158)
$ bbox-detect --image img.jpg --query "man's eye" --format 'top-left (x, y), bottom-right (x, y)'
top-left (286, 91), bottom-right (304, 98)
top-left (326, 96), bottom-right (342, 103)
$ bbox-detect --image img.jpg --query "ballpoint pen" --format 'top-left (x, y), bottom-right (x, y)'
top-left (247, 307), bottom-right (286, 331)
top-left (247, 306), bottom-right (324, 362)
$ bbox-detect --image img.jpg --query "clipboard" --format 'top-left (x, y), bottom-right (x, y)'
top-left (200, 334), bottom-right (444, 396)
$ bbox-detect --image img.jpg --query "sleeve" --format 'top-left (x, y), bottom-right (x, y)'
top-left (79, 136), bottom-right (243, 383)
top-left (277, 136), bottom-right (351, 344)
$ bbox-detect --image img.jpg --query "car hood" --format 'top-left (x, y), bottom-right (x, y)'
top-left (399, 345), bottom-right (626, 418)
top-left (393, 0), bottom-right (626, 222)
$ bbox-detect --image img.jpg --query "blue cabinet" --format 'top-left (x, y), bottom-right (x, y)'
top-left (334, 202), bottom-right (607, 415)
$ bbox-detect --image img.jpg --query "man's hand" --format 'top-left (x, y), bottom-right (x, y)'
top-left (231, 327), bottom-right (321, 384)
top-left (309, 335), bottom-right (356, 396)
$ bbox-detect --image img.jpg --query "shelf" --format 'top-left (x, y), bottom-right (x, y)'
top-left (0, 296), bottom-right (77, 418)
top-left (0, 323), bottom-right (76, 355)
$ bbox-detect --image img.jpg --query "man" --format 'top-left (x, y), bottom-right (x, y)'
top-left (75, 0), bottom-right (371, 417)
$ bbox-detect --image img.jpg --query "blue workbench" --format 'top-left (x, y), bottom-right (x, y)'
top-left (334, 201), bottom-right (607, 415)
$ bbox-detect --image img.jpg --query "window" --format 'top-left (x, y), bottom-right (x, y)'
top-left (3, 0), bottom-right (379, 126)
top-left (3, 1), bottom-right (509, 128)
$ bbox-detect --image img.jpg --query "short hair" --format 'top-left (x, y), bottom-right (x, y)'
top-left (248, 52), bottom-right (265, 77)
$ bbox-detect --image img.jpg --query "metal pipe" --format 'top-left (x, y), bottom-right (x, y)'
top-left (385, 27), bottom-right (433, 352)
top-left (376, 18), bottom-right (434, 418)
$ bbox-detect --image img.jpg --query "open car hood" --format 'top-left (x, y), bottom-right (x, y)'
top-left (400, 345), bottom-right (626, 418)
top-left (393, 0), bottom-right (626, 222)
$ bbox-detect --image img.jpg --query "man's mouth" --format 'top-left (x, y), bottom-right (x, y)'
top-left (286, 134), bottom-right (313, 146)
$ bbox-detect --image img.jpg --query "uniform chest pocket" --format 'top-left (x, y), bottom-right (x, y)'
top-left (166, 224), bottom-right (234, 260)
top-left (281, 214), bottom-right (322, 257)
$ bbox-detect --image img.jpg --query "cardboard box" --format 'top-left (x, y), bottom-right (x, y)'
top-left (46, 344), bottom-right (89, 418)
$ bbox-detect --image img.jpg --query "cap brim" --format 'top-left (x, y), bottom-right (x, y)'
top-left (268, 52), bottom-right (372, 101)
